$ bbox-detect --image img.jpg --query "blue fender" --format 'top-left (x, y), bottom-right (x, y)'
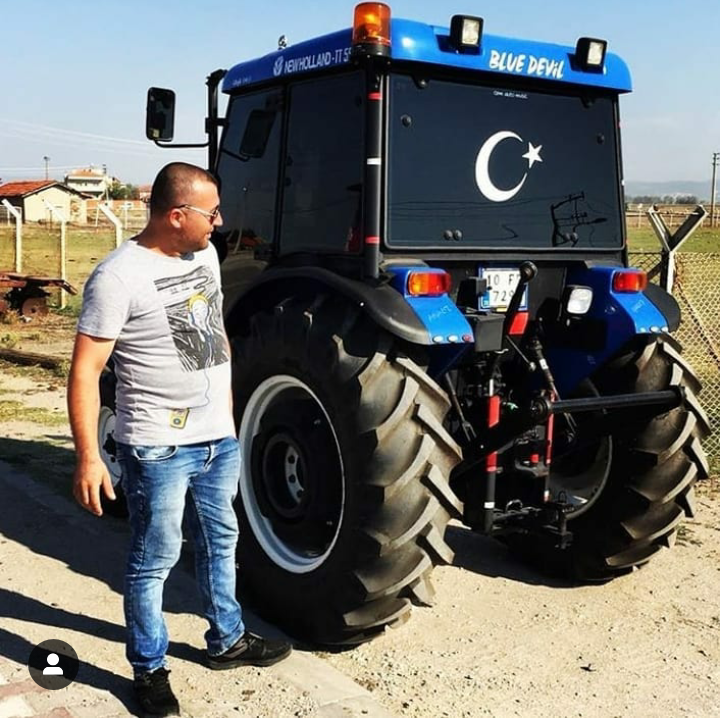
top-left (546, 266), bottom-right (672, 394)
top-left (387, 267), bottom-right (474, 377)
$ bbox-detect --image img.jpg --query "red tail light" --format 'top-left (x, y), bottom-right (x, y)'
top-left (507, 311), bottom-right (529, 335)
top-left (407, 271), bottom-right (451, 296)
top-left (613, 269), bottom-right (647, 293)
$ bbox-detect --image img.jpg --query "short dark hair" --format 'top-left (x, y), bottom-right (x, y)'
top-left (149, 162), bottom-right (217, 215)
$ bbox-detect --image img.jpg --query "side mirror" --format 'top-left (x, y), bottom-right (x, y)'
top-left (146, 88), bottom-right (176, 142)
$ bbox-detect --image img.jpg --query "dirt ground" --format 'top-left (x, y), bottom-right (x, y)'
top-left (1, 313), bottom-right (719, 717)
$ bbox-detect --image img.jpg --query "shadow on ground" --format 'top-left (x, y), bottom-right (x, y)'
top-left (0, 436), bottom-right (76, 501)
top-left (0, 437), bottom-right (201, 613)
top-left (445, 524), bottom-right (582, 589)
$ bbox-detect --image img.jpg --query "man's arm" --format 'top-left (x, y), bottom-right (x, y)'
top-left (67, 332), bottom-right (117, 516)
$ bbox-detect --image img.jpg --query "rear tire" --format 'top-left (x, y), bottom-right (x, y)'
top-left (513, 334), bottom-right (710, 580)
top-left (231, 294), bottom-right (463, 644)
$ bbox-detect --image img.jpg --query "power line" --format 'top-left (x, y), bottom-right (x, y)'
top-left (0, 118), bottom-right (149, 146)
top-left (0, 129), bottom-right (163, 159)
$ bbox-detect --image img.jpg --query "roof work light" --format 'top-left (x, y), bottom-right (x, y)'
top-left (449, 15), bottom-right (483, 53)
top-left (574, 37), bottom-right (607, 72)
top-left (352, 3), bottom-right (391, 56)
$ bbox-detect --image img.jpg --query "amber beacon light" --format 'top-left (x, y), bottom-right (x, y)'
top-left (352, 2), bottom-right (391, 54)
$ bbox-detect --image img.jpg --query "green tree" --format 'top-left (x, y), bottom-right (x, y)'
top-left (108, 181), bottom-right (140, 200)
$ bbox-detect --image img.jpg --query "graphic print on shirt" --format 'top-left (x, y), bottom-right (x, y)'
top-left (154, 266), bottom-right (229, 372)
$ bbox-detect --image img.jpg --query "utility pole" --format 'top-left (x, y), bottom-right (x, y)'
top-left (711, 151), bottom-right (719, 228)
top-left (43, 155), bottom-right (50, 180)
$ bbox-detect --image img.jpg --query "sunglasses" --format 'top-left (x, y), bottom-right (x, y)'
top-left (178, 204), bottom-right (221, 223)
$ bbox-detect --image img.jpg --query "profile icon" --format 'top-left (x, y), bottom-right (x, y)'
top-left (28, 639), bottom-right (79, 690)
top-left (43, 653), bottom-right (63, 676)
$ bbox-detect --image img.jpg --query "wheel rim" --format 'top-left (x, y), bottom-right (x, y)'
top-left (21, 297), bottom-right (48, 317)
top-left (239, 374), bottom-right (345, 573)
top-left (98, 406), bottom-right (122, 489)
top-left (547, 381), bottom-right (613, 519)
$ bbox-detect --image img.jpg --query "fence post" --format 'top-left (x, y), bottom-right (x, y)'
top-left (99, 203), bottom-right (123, 249)
top-left (42, 200), bottom-right (68, 309)
top-left (646, 205), bottom-right (708, 293)
top-left (1, 200), bottom-right (22, 274)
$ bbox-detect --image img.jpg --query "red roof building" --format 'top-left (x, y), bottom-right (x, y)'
top-left (0, 180), bottom-right (56, 197)
top-left (0, 180), bottom-right (85, 223)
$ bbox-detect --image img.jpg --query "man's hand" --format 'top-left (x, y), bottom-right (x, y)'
top-left (73, 457), bottom-right (116, 516)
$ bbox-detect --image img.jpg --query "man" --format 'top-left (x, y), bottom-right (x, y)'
top-left (67, 162), bottom-right (291, 717)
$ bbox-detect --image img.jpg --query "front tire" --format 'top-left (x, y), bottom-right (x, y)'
top-left (231, 295), bottom-right (463, 644)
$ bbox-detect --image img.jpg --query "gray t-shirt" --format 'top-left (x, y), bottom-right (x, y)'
top-left (78, 239), bottom-right (235, 446)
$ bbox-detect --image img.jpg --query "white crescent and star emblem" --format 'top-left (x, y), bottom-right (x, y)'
top-left (475, 131), bottom-right (543, 202)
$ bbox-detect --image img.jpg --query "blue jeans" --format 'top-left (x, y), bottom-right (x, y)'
top-left (116, 436), bottom-right (244, 674)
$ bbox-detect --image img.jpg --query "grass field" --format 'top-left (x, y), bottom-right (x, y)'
top-left (0, 227), bottom-right (118, 314)
top-left (627, 226), bottom-right (720, 252)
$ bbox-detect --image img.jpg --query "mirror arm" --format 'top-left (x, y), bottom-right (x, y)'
top-left (152, 140), bottom-right (210, 149)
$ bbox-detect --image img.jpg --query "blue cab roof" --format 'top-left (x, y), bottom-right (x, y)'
top-left (223, 18), bottom-right (632, 94)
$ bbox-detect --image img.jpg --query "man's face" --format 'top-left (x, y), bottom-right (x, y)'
top-left (174, 180), bottom-right (223, 254)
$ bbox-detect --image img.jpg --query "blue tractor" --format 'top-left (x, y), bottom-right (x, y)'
top-left (131, 3), bottom-right (710, 644)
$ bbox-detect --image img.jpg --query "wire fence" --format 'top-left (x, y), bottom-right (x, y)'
top-left (0, 205), bottom-right (21, 225)
top-left (630, 252), bottom-right (720, 469)
top-left (625, 205), bottom-right (720, 229)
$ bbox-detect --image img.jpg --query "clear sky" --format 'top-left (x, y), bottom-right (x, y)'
top-left (1, 0), bottom-right (717, 187)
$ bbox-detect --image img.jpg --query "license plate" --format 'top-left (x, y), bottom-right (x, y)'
top-left (479, 267), bottom-right (528, 310)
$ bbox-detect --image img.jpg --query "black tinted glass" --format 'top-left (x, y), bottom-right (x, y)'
top-left (239, 109), bottom-right (277, 160)
top-left (281, 72), bottom-right (364, 254)
top-left (146, 87), bottom-right (175, 141)
top-left (388, 75), bottom-right (623, 249)
top-left (216, 89), bottom-right (282, 252)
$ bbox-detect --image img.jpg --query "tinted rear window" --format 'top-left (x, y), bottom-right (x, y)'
top-left (387, 74), bottom-right (623, 250)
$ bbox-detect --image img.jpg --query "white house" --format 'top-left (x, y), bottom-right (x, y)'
top-left (64, 166), bottom-right (112, 199)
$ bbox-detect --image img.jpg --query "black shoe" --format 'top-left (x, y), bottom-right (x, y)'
top-left (206, 632), bottom-right (292, 670)
top-left (133, 668), bottom-right (180, 717)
